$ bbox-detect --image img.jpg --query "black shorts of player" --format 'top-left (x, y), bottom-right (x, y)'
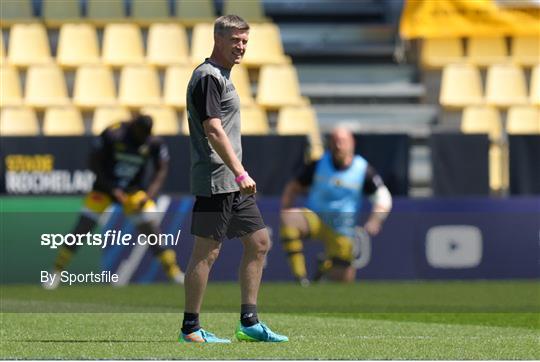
top-left (191, 192), bottom-right (266, 241)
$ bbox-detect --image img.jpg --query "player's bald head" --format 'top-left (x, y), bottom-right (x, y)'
top-left (329, 126), bottom-right (355, 166)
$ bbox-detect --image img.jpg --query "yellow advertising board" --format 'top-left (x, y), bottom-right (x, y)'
top-left (400, 0), bottom-right (540, 39)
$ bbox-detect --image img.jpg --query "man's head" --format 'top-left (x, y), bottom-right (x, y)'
top-left (329, 126), bottom-right (355, 167)
top-left (129, 114), bottom-right (153, 144)
top-left (212, 15), bottom-right (250, 68)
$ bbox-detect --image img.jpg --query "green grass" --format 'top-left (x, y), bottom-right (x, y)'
top-left (1, 281), bottom-right (539, 359)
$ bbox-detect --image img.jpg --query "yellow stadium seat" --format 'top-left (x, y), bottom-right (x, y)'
top-left (43, 106), bottom-right (85, 135)
top-left (421, 37), bottom-right (464, 69)
top-left (92, 106), bottom-right (130, 134)
top-left (231, 65), bottom-right (254, 105)
top-left (181, 109), bottom-right (189, 134)
top-left (87, 0), bottom-right (126, 26)
top-left (223, 0), bottom-right (267, 22)
top-left (25, 64), bottom-right (69, 109)
top-left (118, 65), bottom-right (161, 108)
top-left (460, 106), bottom-right (507, 192)
top-left (256, 64), bottom-right (308, 110)
top-left (276, 106), bottom-right (324, 160)
top-left (140, 105), bottom-right (179, 135)
top-left (506, 106), bottom-right (540, 134)
top-left (0, 35), bottom-right (5, 61)
top-left (240, 106), bottom-right (269, 135)
top-left (467, 36), bottom-right (508, 67)
top-left (131, 0), bottom-right (170, 25)
top-left (190, 23), bottom-right (213, 64)
top-left (163, 65), bottom-right (192, 109)
top-left (73, 65), bottom-right (116, 109)
top-left (102, 23), bottom-right (144, 67)
top-left (511, 35), bottom-right (540, 67)
top-left (485, 64), bottom-right (528, 108)
top-left (57, 23), bottom-right (100, 68)
top-left (175, 0), bottom-right (215, 26)
top-left (242, 23), bottom-right (290, 68)
top-left (530, 65), bottom-right (540, 106)
top-left (439, 63), bottom-right (483, 109)
top-left (461, 106), bottom-right (502, 142)
top-left (0, 107), bottom-right (39, 135)
top-left (42, 0), bottom-right (81, 27)
top-left (0, 66), bottom-right (23, 107)
top-left (7, 23), bottom-right (52, 66)
top-left (0, 0), bottom-right (34, 27)
top-left (147, 23), bottom-right (189, 67)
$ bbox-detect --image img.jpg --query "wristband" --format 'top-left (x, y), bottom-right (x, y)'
top-left (235, 172), bottom-right (248, 184)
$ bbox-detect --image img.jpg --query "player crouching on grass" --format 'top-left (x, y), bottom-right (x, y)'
top-left (43, 115), bottom-right (184, 289)
top-left (280, 127), bottom-right (392, 285)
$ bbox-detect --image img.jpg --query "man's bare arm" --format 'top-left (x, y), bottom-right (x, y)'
top-left (203, 117), bottom-right (255, 194)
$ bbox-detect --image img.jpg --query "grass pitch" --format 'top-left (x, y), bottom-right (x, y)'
top-left (1, 281), bottom-right (539, 359)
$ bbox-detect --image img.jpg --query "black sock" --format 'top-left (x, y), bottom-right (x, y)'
top-left (181, 312), bottom-right (200, 334)
top-left (240, 304), bottom-right (259, 327)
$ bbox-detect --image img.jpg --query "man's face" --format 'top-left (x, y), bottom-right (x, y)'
top-left (329, 129), bottom-right (355, 165)
top-left (215, 28), bottom-right (249, 67)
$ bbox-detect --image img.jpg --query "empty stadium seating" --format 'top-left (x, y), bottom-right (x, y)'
top-left (0, 107), bottom-right (39, 136)
top-left (506, 106), bottom-right (540, 135)
top-left (42, 0), bottom-right (81, 27)
top-left (190, 23), bottom-right (213, 64)
top-left (87, 0), bottom-right (126, 25)
top-left (175, 0), bottom-right (215, 26)
top-left (0, 66), bottom-right (23, 107)
top-left (146, 23), bottom-right (189, 67)
top-left (43, 106), bottom-right (85, 135)
top-left (460, 106), bottom-right (507, 192)
top-left (131, 0), bottom-right (169, 25)
top-left (25, 64), bottom-right (70, 108)
top-left (440, 63), bottom-right (483, 109)
top-left (118, 65), bottom-right (161, 108)
top-left (231, 66), bottom-right (254, 105)
top-left (256, 65), bottom-right (308, 109)
top-left (7, 23), bottom-right (51, 66)
top-left (73, 65), bottom-right (117, 109)
top-left (57, 23), bottom-right (100, 68)
top-left (421, 37), bottom-right (464, 69)
top-left (223, 0), bottom-right (267, 22)
top-left (140, 105), bottom-right (179, 135)
top-left (511, 35), bottom-right (540, 67)
top-left (276, 106), bottom-right (324, 160)
top-left (0, 0), bottom-right (34, 27)
top-left (530, 65), bottom-right (540, 106)
top-left (242, 23), bottom-right (290, 67)
top-left (163, 65), bottom-right (192, 109)
top-left (467, 36), bottom-right (508, 67)
top-left (102, 23), bottom-right (145, 66)
top-left (240, 106), bottom-right (269, 135)
top-left (485, 64), bottom-right (528, 108)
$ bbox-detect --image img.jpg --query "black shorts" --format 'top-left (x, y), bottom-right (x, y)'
top-left (191, 192), bottom-right (266, 241)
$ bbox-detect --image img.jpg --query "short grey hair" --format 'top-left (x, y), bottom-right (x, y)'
top-left (214, 15), bottom-right (249, 36)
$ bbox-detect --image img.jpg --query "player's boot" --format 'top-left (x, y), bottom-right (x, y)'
top-left (179, 329), bottom-right (231, 343)
top-left (235, 322), bottom-right (289, 342)
top-left (41, 271), bottom-right (61, 290)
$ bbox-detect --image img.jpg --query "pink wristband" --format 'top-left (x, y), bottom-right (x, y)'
top-left (235, 172), bottom-right (248, 184)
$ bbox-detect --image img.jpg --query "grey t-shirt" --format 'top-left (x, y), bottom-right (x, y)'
top-left (186, 59), bottom-right (242, 196)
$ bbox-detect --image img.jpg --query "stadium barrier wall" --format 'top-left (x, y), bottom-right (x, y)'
top-left (1, 196), bottom-right (538, 283)
top-left (0, 135), bottom-right (410, 196)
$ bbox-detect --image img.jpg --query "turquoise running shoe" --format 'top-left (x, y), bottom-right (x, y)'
top-left (179, 329), bottom-right (231, 343)
top-left (235, 322), bottom-right (289, 342)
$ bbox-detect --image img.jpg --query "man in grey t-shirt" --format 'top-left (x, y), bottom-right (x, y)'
top-left (179, 15), bottom-right (288, 344)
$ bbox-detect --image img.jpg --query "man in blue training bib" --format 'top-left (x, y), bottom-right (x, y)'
top-left (280, 127), bottom-right (393, 285)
